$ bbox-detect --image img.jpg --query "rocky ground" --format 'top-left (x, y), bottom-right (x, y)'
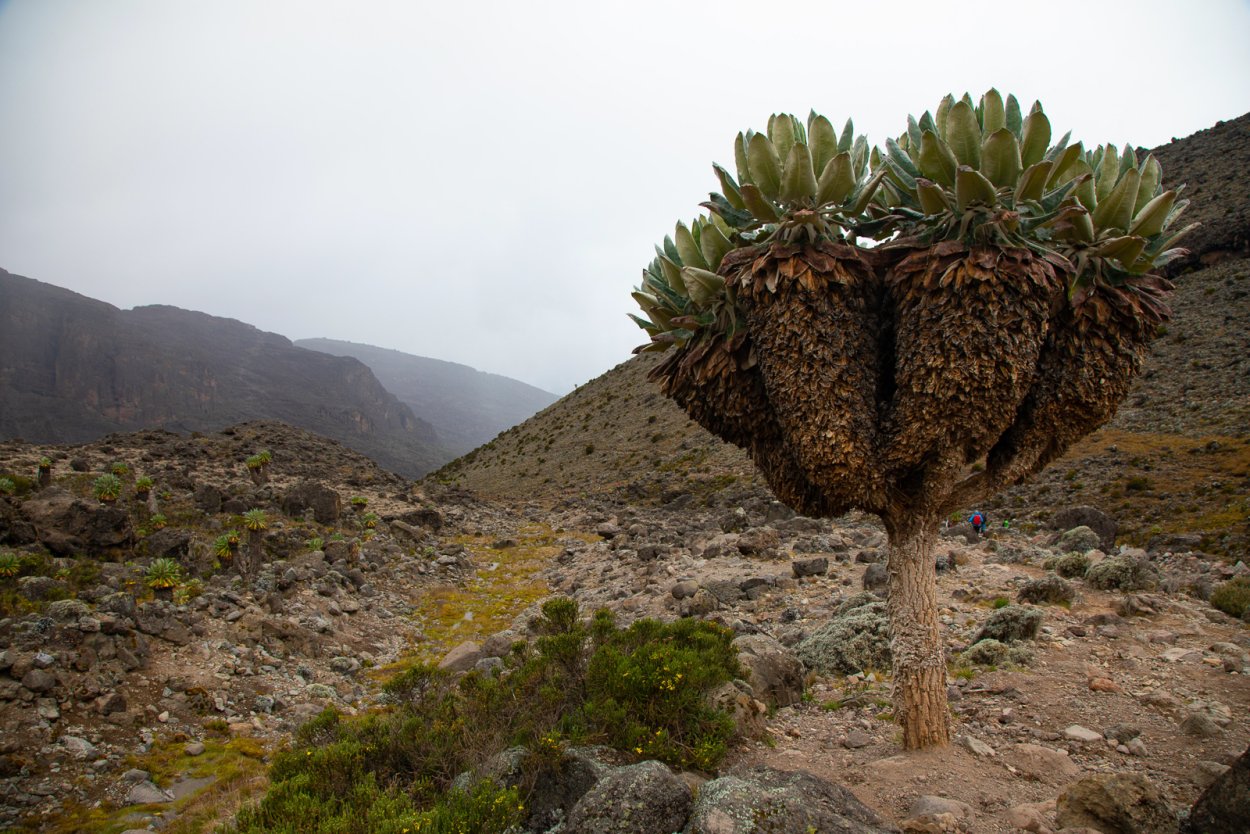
top-left (1, 423), bottom-right (1247, 832)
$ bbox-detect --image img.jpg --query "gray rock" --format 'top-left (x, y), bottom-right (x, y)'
top-left (686, 764), bottom-right (896, 833)
top-left (1056, 525), bottom-right (1103, 554)
top-left (909, 795), bottom-right (974, 822)
top-left (61, 736), bottom-right (98, 759)
top-left (733, 634), bottom-right (804, 708)
top-left (185, 742), bottom-right (206, 756)
top-left (20, 487), bottom-right (134, 555)
top-left (970, 605), bottom-right (1043, 645)
top-left (126, 779), bottom-right (173, 805)
top-left (1180, 712), bottom-right (1224, 738)
top-left (795, 598), bottom-right (890, 676)
top-left (280, 481), bottom-right (342, 524)
top-left (1056, 772), bottom-right (1178, 834)
top-left (791, 557), bottom-right (828, 578)
top-left (565, 760), bottom-right (692, 834)
top-left (671, 580), bottom-right (699, 600)
top-left (21, 668), bottom-right (56, 693)
top-left (862, 562), bottom-right (888, 592)
top-left (46, 598), bottom-right (91, 621)
top-left (1184, 743), bottom-right (1250, 833)
top-left (438, 641), bottom-right (482, 673)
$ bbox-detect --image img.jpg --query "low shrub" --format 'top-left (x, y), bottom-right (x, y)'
top-left (1210, 577), bottom-right (1250, 619)
top-left (228, 598), bottom-right (740, 833)
top-left (1047, 551), bottom-right (1090, 579)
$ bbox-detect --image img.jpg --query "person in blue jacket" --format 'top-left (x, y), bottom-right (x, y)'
top-left (968, 510), bottom-right (987, 534)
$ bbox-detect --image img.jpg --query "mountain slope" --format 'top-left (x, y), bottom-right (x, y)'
top-left (431, 115), bottom-right (1250, 554)
top-left (295, 337), bottom-right (557, 457)
top-left (0, 271), bottom-right (448, 477)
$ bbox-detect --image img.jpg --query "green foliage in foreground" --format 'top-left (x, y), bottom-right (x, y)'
top-left (224, 599), bottom-right (740, 834)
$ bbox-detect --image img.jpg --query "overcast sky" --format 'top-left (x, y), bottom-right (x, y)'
top-left (1, 1), bottom-right (1247, 394)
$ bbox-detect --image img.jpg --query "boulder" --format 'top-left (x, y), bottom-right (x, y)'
top-left (862, 563), bottom-right (888, 592)
top-left (686, 764), bottom-right (896, 833)
top-left (0, 496), bottom-right (37, 545)
top-left (733, 634), bottom-right (804, 708)
top-left (280, 481), bottom-right (342, 524)
top-left (398, 507), bottom-right (443, 531)
top-left (1051, 507), bottom-right (1117, 550)
top-left (1056, 772), bottom-right (1178, 834)
top-left (564, 760), bottom-right (692, 834)
top-left (20, 487), bottom-right (134, 555)
top-left (791, 557), bottom-right (828, 578)
top-left (1184, 742), bottom-right (1250, 833)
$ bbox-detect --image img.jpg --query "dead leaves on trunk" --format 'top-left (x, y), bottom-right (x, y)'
top-left (648, 239), bottom-right (1168, 519)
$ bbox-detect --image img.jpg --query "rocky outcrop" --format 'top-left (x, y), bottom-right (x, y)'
top-left (19, 487), bottom-right (134, 555)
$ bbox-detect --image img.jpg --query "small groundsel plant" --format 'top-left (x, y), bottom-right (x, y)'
top-left (0, 477), bottom-right (15, 496)
top-left (361, 512), bottom-right (379, 530)
top-left (37, 456), bottom-right (52, 472)
top-left (213, 531), bottom-right (241, 560)
top-left (0, 553), bottom-right (20, 579)
top-left (306, 537), bottom-right (325, 552)
top-left (92, 474), bottom-right (122, 503)
top-left (146, 558), bottom-right (182, 589)
top-left (135, 476), bottom-right (154, 496)
top-left (243, 509), bottom-right (268, 531)
top-left (225, 598), bottom-right (740, 834)
top-left (148, 513), bottom-right (168, 531)
top-left (350, 496), bottom-right (368, 510)
top-left (110, 461), bottom-right (129, 477)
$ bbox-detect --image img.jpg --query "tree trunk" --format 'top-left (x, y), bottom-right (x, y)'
top-left (884, 513), bottom-right (951, 749)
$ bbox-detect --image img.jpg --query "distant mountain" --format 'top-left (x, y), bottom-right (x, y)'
top-left (0, 270), bottom-right (448, 477)
top-left (295, 338), bottom-right (558, 457)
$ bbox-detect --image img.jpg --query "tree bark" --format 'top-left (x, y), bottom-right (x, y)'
top-left (884, 512), bottom-right (951, 749)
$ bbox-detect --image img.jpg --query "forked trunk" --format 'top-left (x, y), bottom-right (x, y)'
top-left (884, 513), bottom-right (951, 749)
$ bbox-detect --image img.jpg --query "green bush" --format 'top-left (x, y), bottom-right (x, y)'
top-left (1210, 577), bottom-right (1250, 619)
top-left (230, 598), bottom-right (740, 833)
top-left (92, 474), bottom-right (122, 503)
top-left (1047, 551), bottom-right (1090, 578)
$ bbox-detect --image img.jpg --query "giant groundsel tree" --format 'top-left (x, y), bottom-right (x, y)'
top-left (632, 90), bottom-right (1193, 748)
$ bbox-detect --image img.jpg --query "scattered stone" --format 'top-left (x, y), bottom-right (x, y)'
top-left (670, 580), bottom-right (699, 600)
top-left (1180, 712), bottom-right (1224, 738)
top-left (1184, 743), bottom-right (1250, 833)
top-left (1005, 799), bottom-right (1055, 833)
top-left (792, 556), bottom-right (828, 578)
top-left (842, 729), bottom-right (873, 749)
top-left (185, 742), bottom-right (206, 756)
top-left (1064, 725), bottom-right (1103, 743)
top-left (862, 562), bottom-right (888, 592)
top-left (1056, 772), bottom-right (1178, 834)
top-left (126, 780), bottom-right (173, 805)
top-left (1002, 744), bottom-right (1081, 784)
top-left (958, 735), bottom-right (995, 757)
top-left (733, 634), bottom-right (804, 708)
top-left (438, 641), bottom-right (482, 674)
top-left (564, 759), bottom-right (692, 834)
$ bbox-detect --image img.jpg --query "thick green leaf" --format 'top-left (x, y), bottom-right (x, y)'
top-left (838, 118), bottom-right (855, 153)
top-left (747, 132), bottom-right (783, 201)
top-left (734, 132), bottom-right (752, 185)
top-left (662, 235), bottom-right (681, 263)
top-left (681, 266), bottom-right (726, 306)
top-left (658, 255), bottom-right (687, 296)
top-left (769, 114), bottom-right (797, 170)
top-left (712, 163), bottom-right (745, 211)
top-left (1014, 160), bottom-right (1054, 203)
top-left (739, 183), bottom-right (781, 222)
top-left (981, 128), bottom-right (1022, 188)
top-left (935, 94), bottom-right (955, 138)
top-left (1091, 166), bottom-right (1141, 232)
top-left (916, 179), bottom-right (950, 214)
top-left (816, 152), bottom-right (856, 205)
top-left (918, 130), bottom-right (958, 186)
top-left (1019, 110), bottom-right (1051, 167)
top-left (1005, 94), bottom-right (1022, 138)
top-left (702, 193), bottom-right (755, 229)
top-left (674, 221), bottom-right (710, 270)
top-left (980, 88), bottom-right (1005, 133)
top-left (808, 115), bottom-right (838, 179)
top-left (1094, 145), bottom-right (1120, 202)
top-left (906, 115), bottom-right (923, 153)
top-left (1128, 189), bottom-right (1177, 237)
top-left (944, 100), bottom-right (981, 168)
top-left (699, 218), bottom-right (734, 268)
top-left (955, 165), bottom-right (997, 210)
top-left (781, 142), bottom-right (818, 203)
top-left (1134, 155), bottom-right (1162, 213)
top-left (1046, 142), bottom-right (1084, 188)
top-left (918, 111), bottom-right (937, 136)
